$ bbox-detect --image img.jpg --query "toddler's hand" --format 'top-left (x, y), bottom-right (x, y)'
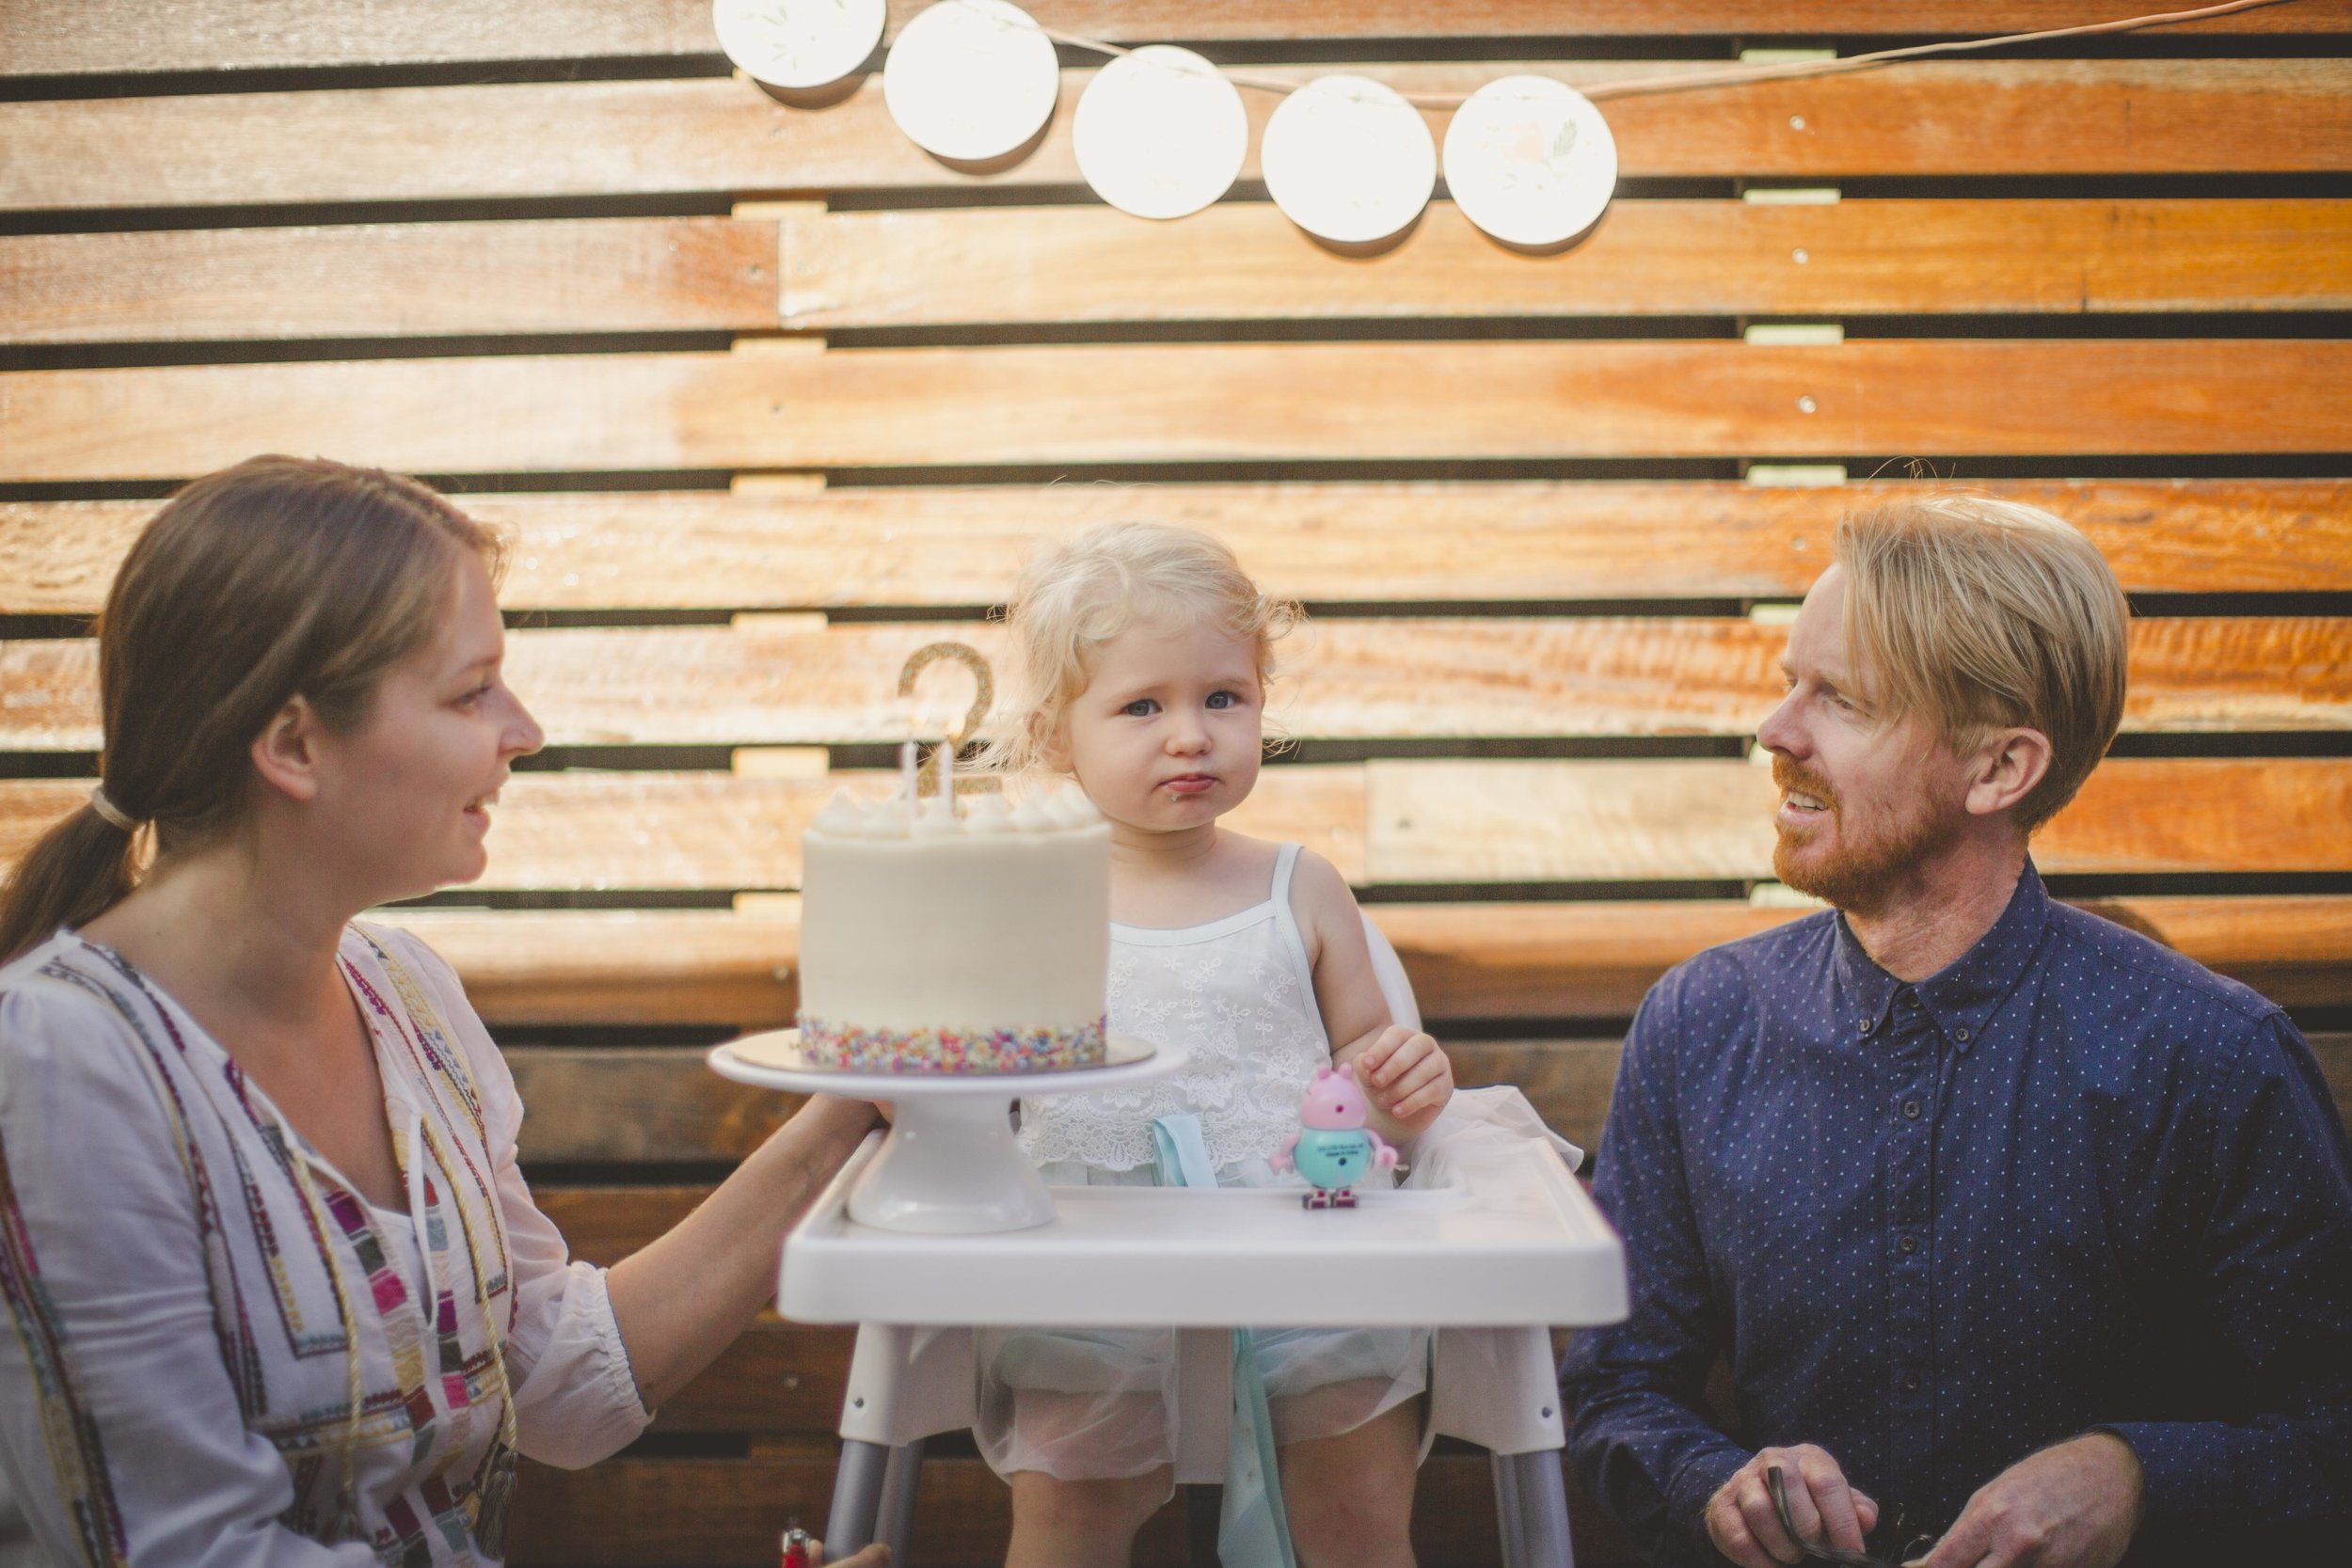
top-left (1354, 1025), bottom-right (1454, 1122)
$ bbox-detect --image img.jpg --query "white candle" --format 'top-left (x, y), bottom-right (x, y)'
top-left (899, 738), bottom-right (918, 803)
top-left (936, 734), bottom-right (956, 811)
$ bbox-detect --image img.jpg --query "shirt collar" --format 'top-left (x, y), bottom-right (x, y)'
top-left (1832, 860), bottom-right (2051, 1053)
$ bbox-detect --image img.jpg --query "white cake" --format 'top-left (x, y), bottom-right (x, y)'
top-left (796, 784), bottom-right (1112, 1073)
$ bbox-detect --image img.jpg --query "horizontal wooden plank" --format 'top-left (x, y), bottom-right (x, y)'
top-left (0, 766), bottom-right (1369, 891)
top-left (784, 198), bottom-right (2352, 328)
top-left (512, 1032), bottom-right (2351, 1177)
top-left (392, 908), bottom-right (803, 1025)
top-left (511, 1449), bottom-right (1618, 1568)
top-left (653, 1317), bottom-right (852, 1434)
top-left (14, 198), bottom-right (2347, 346)
top-left (6, 758), bottom-right (2340, 894)
top-left (8, 614), bottom-right (2344, 751)
top-left (8, 340), bottom-right (2349, 482)
top-left (15, 2), bottom-right (2349, 79)
top-left (8, 479), bottom-right (2347, 616)
top-left (511, 1047), bottom-right (802, 1165)
top-left (368, 892), bottom-right (2352, 1028)
top-left (9, 61), bottom-right (2349, 214)
top-left (0, 218), bottom-right (777, 344)
top-left (504, 1037), bottom-right (1619, 1166)
top-left (1368, 755), bottom-right (2352, 882)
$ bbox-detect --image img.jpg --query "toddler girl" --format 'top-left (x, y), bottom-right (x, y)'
top-left (975, 522), bottom-right (1454, 1568)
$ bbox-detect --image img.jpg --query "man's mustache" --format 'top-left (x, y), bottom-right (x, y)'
top-left (1770, 753), bottom-right (1840, 814)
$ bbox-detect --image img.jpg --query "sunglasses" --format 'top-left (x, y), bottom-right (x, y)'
top-left (1765, 1465), bottom-right (1940, 1568)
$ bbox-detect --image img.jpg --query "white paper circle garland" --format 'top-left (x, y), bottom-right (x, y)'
top-left (1261, 74), bottom-right (1438, 245)
top-left (1073, 46), bottom-right (1248, 221)
top-left (883, 0), bottom-right (1061, 163)
top-left (712, 0), bottom-right (887, 91)
top-left (1442, 75), bottom-right (1619, 247)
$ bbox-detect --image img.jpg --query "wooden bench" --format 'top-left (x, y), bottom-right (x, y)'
top-left (5, 3), bottom-right (2349, 1562)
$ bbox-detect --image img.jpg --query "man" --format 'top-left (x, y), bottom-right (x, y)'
top-left (1560, 497), bottom-right (2352, 1567)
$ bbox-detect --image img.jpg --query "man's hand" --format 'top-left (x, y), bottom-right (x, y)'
top-left (811, 1542), bottom-right (889, 1567)
top-left (1915, 1433), bottom-right (2141, 1568)
top-left (1351, 1025), bottom-right (1454, 1122)
top-left (1707, 1445), bottom-right (1880, 1568)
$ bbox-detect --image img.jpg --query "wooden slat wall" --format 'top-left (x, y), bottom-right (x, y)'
top-left (6, 616), bottom-right (2348, 747)
top-left (6, 4), bottom-right (2348, 1565)
top-left (9, 479), bottom-right (2352, 611)
top-left (11, 3), bottom-right (2352, 80)
top-left (9, 341), bottom-right (2352, 481)
top-left (9, 61), bottom-right (2352, 214)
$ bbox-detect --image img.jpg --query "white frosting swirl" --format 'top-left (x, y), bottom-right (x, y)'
top-left (862, 798), bottom-right (914, 838)
top-left (811, 790), bottom-right (866, 837)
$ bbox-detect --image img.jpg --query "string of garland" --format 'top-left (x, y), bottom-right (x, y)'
top-left (1041, 0), bottom-right (2306, 107)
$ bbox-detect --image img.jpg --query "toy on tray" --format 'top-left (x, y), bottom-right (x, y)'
top-left (1273, 1061), bottom-right (1398, 1209)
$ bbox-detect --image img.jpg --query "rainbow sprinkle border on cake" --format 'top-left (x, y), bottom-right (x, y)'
top-left (796, 1015), bottom-right (1108, 1074)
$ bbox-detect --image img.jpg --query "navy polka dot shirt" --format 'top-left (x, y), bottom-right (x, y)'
top-left (1559, 862), bottom-right (2352, 1564)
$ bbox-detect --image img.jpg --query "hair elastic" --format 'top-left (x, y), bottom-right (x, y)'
top-left (87, 787), bottom-right (138, 832)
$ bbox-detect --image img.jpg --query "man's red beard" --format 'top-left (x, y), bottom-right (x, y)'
top-left (1770, 752), bottom-right (1958, 916)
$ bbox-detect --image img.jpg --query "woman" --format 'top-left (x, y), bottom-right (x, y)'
top-left (0, 457), bottom-right (884, 1566)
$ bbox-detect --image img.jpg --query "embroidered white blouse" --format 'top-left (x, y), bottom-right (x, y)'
top-left (0, 924), bottom-right (651, 1566)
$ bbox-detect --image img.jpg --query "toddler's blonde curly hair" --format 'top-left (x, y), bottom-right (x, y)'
top-left (977, 521), bottom-right (1302, 779)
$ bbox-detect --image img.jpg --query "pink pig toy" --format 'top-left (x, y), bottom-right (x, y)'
top-left (1272, 1061), bottom-right (1398, 1210)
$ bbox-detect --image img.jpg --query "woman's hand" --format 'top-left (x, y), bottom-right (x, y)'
top-left (812, 1542), bottom-right (890, 1567)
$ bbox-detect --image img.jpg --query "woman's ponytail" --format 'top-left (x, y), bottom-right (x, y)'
top-left (0, 803), bottom-right (141, 965)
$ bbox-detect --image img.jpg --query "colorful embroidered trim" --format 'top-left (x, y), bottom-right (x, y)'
top-left (0, 1133), bottom-right (130, 1568)
top-left (796, 1014), bottom-right (1107, 1073)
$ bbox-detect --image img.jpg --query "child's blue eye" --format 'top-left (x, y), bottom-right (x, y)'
top-left (1206, 690), bottom-right (1238, 710)
top-left (1123, 698), bottom-right (1158, 718)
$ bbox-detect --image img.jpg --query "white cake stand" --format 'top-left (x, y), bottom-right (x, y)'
top-left (708, 1031), bottom-right (1186, 1234)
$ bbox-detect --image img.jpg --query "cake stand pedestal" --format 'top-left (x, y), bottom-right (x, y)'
top-left (708, 1031), bottom-right (1184, 1234)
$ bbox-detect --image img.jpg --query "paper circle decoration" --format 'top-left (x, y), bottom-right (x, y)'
top-left (1261, 74), bottom-right (1438, 245)
top-left (1442, 75), bottom-right (1619, 247)
top-left (711, 0), bottom-right (887, 90)
top-left (883, 0), bottom-right (1061, 163)
top-left (1073, 46), bottom-right (1248, 220)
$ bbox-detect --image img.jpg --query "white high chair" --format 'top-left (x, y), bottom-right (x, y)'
top-left (800, 916), bottom-right (1620, 1566)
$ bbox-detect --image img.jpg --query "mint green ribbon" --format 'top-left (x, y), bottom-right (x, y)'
top-left (1150, 1115), bottom-right (1298, 1568)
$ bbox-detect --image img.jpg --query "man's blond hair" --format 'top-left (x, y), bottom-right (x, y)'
top-left (1835, 495), bottom-right (2129, 832)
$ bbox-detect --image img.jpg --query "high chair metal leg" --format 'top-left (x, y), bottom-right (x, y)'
top-left (1493, 1450), bottom-right (1527, 1567)
top-left (825, 1439), bottom-right (890, 1557)
top-left (877, 1439), bottom-right (926, 1563)
top-left (1493, 1449), bottom-right (1575, 1567)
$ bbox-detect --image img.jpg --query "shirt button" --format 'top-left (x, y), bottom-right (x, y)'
top-left (1955, 1026), bottom-right (1973, 1043)
top-left (1860, 1018), bottom-right (1877, 1036)
top-left (1902, 1099), bottom-right (1922, 1120)
top-left (1899, 1234), bottom-right (1919, 1255)
top-left (1903, 1371), bottom-right (1922, 1392)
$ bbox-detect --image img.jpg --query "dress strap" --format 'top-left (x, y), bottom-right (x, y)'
top-left (1268, 845), bottom-right (1327, 1051)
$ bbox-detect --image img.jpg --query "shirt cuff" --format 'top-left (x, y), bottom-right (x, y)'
top-left (586, 1262), bottom-right (655, 1427)
top-left (2093, 1421), bottom-right (2208, 1535)
top-left (1667, 1441), bottom-right (1751, 1560)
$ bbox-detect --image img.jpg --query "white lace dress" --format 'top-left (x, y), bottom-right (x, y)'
top-left (976, 845), bottom-right (1431, 1481)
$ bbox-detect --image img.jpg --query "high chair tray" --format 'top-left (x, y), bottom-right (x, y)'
top-left (780, 1131), bottom-right (1628, 1328)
